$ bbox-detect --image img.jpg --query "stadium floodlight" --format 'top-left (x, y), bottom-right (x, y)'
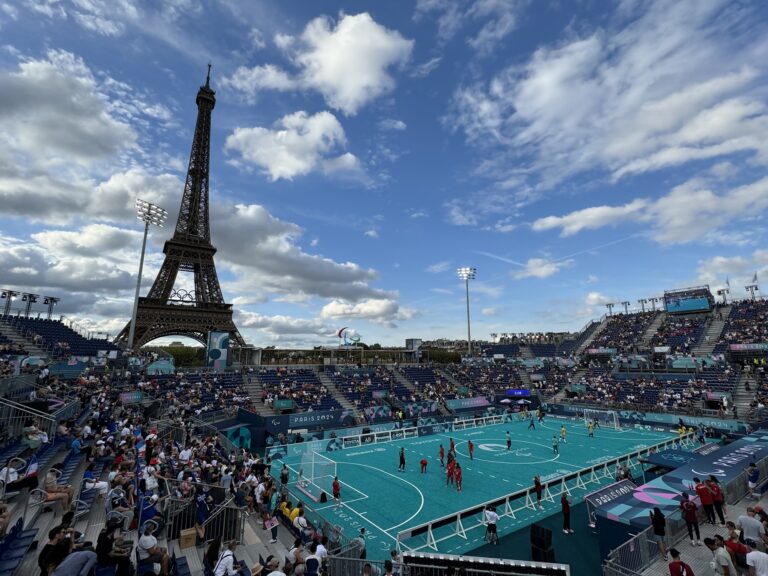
top-left (716, 288), bottom-right (729, 305)
top-left (21, 293), bottom-right (39, 318)
top-left (745, 284), bottom-right (759, 301)
top-left (457, 267), bottom-right (477, 357)
top-left (605, 303), bottom-right (615, 316)
top-left (638, 298), bottom-right (648, 312)
top-left (43, 296), bottom-right (60, 320)
top-left (621, 301), bottom-right (630, 314)
top-left (127, 199), bottom-right (168, 350)
top-left (649, 297), bottom-right (660, 311)
top-left (1, 289), bottom-right (19, 318)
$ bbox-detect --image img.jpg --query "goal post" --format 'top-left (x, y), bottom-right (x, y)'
top-left (583, 409), bottom-right (619, 430)
top-left (296, 449), bottom-right (337, 502)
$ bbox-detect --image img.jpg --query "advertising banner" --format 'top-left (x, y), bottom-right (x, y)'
top-left (364, 405), bottom-right (393, 422)
top-left (402, 401), bottom-right (439, 417)
top-left (445, 396), bottom-right (491, 411)
top-left (273, 399), bottom-right (295, 411)
top-left (119, 391), bottom-right (144, 405)
top-left (263, 409), bottom-right (358, 433)
top-left (730, 343), bottom-right (768, 352)
top-left (505, 389), bottom-right (531, 397)
top-left (206, 331), bottom-right (229, 370)
top-left (371, 389), bottom-right (389, 399)
top-left (587, 348), bottom-right (617, 355)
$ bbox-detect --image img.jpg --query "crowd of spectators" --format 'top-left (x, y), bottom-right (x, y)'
top-left (328, 366), bottom-right (409, 408)
top-left (720, 300), bottom-right (768, 345)
top-left (257, 368), bottom-right (341, 411)
top-left (650, 316), bottom-right (706, 353)
top-left (590, 312), bottom-right (657, 353)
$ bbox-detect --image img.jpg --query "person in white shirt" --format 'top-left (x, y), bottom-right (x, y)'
top-left (264, 556), bottom-right (286, 576)
top-left (746, 539), bottom-right (768, 576)
top-left (179, 447), bottom-right (193, 464)
top-left (213, 540), bottom-right (243, 576)
top-left (315, 537), bottom-right (328, 563)
top-left (137, 523), bottom-right (170, 575)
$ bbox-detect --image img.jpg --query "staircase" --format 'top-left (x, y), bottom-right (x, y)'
top-left (554, 368), bottom-right (586, 402)
top-left (389, 366), bottom-right (420, 397)
top-left (693, 305), bottom-right (731, 356)
top-left (243, 372), bottom-right (276, 417)
top-left (638, 312), bottom-right (666, 349)
top-left (576, 315), bottom-right (611, 354)
top-left (519, 346), bottom-right (535, 360)
top-left (732, 372), bottom-right (754, 421)
top-left (313, 369), bottom-right (357, 411)
top-left (0, 318), bottom-right (47, 356)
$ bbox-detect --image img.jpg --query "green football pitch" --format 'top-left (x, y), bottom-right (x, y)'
top-left (280, 417), bottom-right (679, 561)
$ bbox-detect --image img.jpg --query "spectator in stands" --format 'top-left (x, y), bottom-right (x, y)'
top-left (70, 432), bottom-right (92, 462)
top-left (45, 464), bottom-right (74, 511)
top-left (95, 518), bottom-right (132, 576)
top-left (22, 418), bottom-right (48, 450)
top-left (140, 494), bottom-right (165, 534)
top-left (51, 547), bottom-right (97, 576)
top-left (213, 540), bottom-right (245, 576)
top-left (137, 522), bottom-right (170, 576)
top-left (0, 458), bottom-right (39, 492)
top-left (38, 526), bottom-right (73, 574)
top-left (287, 538), bottom-right (306, 575)
top-left (264, 556), bottom-right (285, 576)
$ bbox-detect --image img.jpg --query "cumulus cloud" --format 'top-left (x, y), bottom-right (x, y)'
top-left (512, 258), bottom-right (574, 280)
top-left (223, 12), bottom-right (413, 116)
top-left (481, 307), bottom-right (497, 316)
top-left (224, 111), bottom-right (363, 181)
top-left (378, 118), bottom-right (407, 131)
top-left (696, 250), bottom-right (768, 292)
top-left (320, 298), bottom-right (418, 327)
top-left (426, 261), bottom-right (451, 273)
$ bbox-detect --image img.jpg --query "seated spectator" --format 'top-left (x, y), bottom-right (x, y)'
top-left (0, 458), bottom-right (39, 492)
top-left (82, 463), bottom-right (109, 496)
top-left (45, 464), bottom-right (74, 510)
top-left (96, 518), bottom-right (133, 576)
top-left (38, 526), bottom-right (73, 575)
top-left (137, 523), bottom-right (170, 576)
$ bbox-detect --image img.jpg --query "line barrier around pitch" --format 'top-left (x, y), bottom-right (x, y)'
top-left (395, 433), bottom-right (695, 554)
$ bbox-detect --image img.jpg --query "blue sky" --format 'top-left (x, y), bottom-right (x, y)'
top-left (0, 0), bottom-right (767, 348)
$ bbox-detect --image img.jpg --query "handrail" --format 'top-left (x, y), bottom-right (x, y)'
top-left (202, 495), bottom-right (237, 528)
top-left (0, 456), bottom-right (27, 499)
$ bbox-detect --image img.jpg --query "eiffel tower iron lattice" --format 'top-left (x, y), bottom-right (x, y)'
top-left (116, 67), bottom-right (244, 349)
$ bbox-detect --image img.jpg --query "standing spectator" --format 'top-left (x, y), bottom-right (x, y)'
top-left (667, 548), bottom-right (693, 576)
top-left (561, 494), bottom-right (573, 534)
top-left (704, 537), bottom-right (735, 576)
top-left (650, 507), bottom-right (668, 561)
top-left (738, 508), bottom-right (766, 550)
top-left (694, 477), bottom-right (716, 524)
top-left (213, 540), bottom-right (243, 576)
top-left (706, 477), bottom-right (727, 526)
top-left (680, 493), bottom-right (701, 546)
top-left (746, 538), bottom-right (768, 576)
top-left (352, 528), bottom-right (367, 559)
top-left (747, 463), bottom-right (761, 499)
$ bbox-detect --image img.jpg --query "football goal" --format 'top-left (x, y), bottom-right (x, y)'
top-left (583, 409), bottom-right (620, 430)
top-left (296, 449), bottom-right (337, 502)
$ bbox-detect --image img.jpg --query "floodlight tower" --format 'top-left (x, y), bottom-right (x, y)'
top-left (127, 199), bottom-right (168, 350)
top-left (457, 267), bottom-right (477, 357)
top-left (621, 301), bottom-right (630, 314)
top-left (650, 297), bottom-right (660, 311)
top-left (638, 298), bottom-right (648, 312)
top-left (21, 293), bottom-right (38, 318)
top-left (716, 288), bottom-right (729, 304)
top-left (1, 289), bottom-right (19, 317)
top-left (605, 303), bottom-right (615, 316)
top-left (44, 296), bottom-right (60, 320)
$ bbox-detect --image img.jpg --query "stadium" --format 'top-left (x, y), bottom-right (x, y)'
top-left (3, 3), bottom-right (768, 576)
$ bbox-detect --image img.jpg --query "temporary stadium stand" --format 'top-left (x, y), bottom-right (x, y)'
top-left (0, 518), bottom-right (38, 576)
top-left (590, 312), bottom-right (657, 351)
top-left (258, 368), bottom-right (342, 411)
top-left (327, 367), bottom-right (410, 406)
top-left (3, 317), bottom-right (120, 357)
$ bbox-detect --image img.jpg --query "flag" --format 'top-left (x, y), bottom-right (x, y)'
top-left (24, 454), bottom-right (39, 478)
top-left (726, 277), bottom-right (730, 289)
top-left (753, 272), bottom-right (759, 284)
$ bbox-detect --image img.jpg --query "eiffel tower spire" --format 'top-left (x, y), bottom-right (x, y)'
top-left (116, 68), bottom-right (244, 349)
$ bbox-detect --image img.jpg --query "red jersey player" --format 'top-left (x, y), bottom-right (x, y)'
top-left (455, 463), bottom-right (463, 492)
top-left (332, 476), bottom-right (341, 507)
top-left (446, 459), bottom-right (455, 485)
top-left (449, 438), bottom-right (456, 454)
top-left (534, 475), bottom-right (543, 510)
top-left (468, 440), bottom-right (474, 460)
top-left (439, 444), bottom-right (445, 467)
top-left (420, 458), bottom-right (428, 473)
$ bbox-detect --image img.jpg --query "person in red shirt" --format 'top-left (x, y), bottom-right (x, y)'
top-left (667, 548), bottom-right (695, 576)
top-left (706, 478), bottom-right (726, 526)
top-left (468, 440), bottom-right (474, 460)
top-left (446, 460), bottom-right (455, 486)
top-left (420, 458), bottom-right (428, 473)
top-left (680, 493), bottom-right (701, 546)
top-left (693, 477), bottom-right (715, 524)
top-left (723, 532), bottom-right (747, 571)
top-left (439, 445), bottom-right (445, 467)
top-left (455, 463), bottom-right (463, 492)
top-left (534, 475), bottom-right (543, 510)
top-left (332, 476), bottom-right (341, 508)
top-left (449, 438), bottom-right (456, 455)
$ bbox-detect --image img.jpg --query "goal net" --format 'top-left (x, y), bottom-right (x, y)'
top-left (583, 409), bottom-right (619, 430)
top-left (296, 450), bottom-right (337, 502)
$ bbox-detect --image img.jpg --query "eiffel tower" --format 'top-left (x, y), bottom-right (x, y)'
top-left (116, 67), bottom-right (244, 349)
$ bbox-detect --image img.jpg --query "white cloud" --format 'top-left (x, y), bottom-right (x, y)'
top-left (533, 176), bottom-right (768, 244)
top-left (320, 298), bottom-right (418, 327)
top-left (364, 229), bottom-right (379, 238)
top-left (584, 292), bottom-right (612, 307)
top-left (237, 311), bottom-right (332, 337)
top-left (481, 307), bottom-right (497, 316)
top-left (585, 274), bottom-right (599, 285)
top-left (249, 27), bottom-right (266, 49)
top-left (223, 13), bottom-right (413, 116)
top-left (512, 258), bottom-right (574, 280)
top-left (224, 111), bottom-right (363, 181)
top-left (426, 261), bottom-right (452, 273)
top-left (414, 0), bottom-right (523, 54)
top-left (411, 56), bottom-right (442, 78)
top-left (378, 118), bottom-right (407, 131)
top-left (446, 0), bottom-right (768, 217)
top-left (696, 250), bottom-right (768, 293)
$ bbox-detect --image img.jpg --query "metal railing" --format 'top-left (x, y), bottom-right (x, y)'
top-left (602, 451), bottom-right (768, 576)
top-left (152, 416), bottom-right (238, 455)
top-left (162, 478), bottom-right (245, 543)
top-left (0, 397), bottom-right (57, 445)
top-left (396, 434), bottom-right (695, 554)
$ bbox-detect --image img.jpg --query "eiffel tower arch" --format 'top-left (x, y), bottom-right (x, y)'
top-left (116, 68), bottom-right (244, 349)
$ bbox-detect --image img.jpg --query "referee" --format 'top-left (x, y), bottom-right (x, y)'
top-left (484, 506), bottom-right (499, 545)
